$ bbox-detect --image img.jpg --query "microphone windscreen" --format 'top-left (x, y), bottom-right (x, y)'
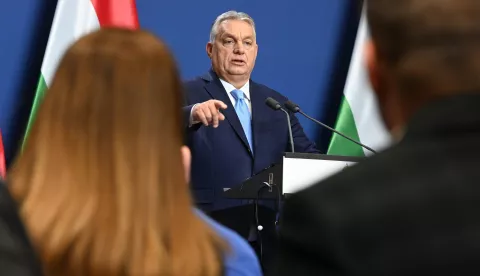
top-left (265, 97), bottom-right (281, 110)
top-left (284, 100), bottom-right (300, 112)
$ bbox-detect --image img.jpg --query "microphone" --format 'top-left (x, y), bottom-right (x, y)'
top-left (284, 100), bottom-right (377, 154)
top-left (265, 97), bottom-right (295, 153)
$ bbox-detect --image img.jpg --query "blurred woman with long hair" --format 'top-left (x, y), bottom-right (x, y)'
top-left (7, 28), bottom-right (261, 276)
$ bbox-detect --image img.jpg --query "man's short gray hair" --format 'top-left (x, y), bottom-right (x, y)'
top-left (209, 11), bottom-right (256, 43)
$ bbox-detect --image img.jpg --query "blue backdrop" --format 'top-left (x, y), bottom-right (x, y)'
top-left (0, 0), bottom-right (360, 165)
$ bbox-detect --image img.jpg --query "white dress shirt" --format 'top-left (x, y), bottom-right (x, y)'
top-left (190, 79), bottom-right (251, 125)
top-left (219, 79), bottom-right (251, 115)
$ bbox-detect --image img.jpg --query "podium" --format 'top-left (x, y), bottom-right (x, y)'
top-left (223, 152), bottom-right (364, 200)
top-left (219, 153), bottom-right (363, 269)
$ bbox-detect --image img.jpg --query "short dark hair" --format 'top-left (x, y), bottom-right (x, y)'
top-left (367, 0), bottom-right (480, 93)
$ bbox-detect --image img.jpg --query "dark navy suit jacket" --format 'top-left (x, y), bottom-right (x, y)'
top-left (183, 70), bottom-right (318, 213)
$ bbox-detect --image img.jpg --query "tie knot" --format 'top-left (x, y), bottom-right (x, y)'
top-left (231, 89), bottom-right (245, 101)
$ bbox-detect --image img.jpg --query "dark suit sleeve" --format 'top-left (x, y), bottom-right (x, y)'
top-left (181, 82), bottom-right (202, 132)
top-left (0, 184), bottom-right (43, 276)
top-left (290, 112), bottom-right (320, 153)
top-left (183, 105), bottom-right (195, 128)
top-left (183, 105), bottom-right (202, 134)
top-left (271, 193), bottom-right (342, 276)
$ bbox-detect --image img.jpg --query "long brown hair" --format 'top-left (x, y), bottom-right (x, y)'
top-left (8, 28), bottom-right (224, 275)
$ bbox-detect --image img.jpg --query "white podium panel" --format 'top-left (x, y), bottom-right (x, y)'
top-left (282, 156), bottom-right (358, 194)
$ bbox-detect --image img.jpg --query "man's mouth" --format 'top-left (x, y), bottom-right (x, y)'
top-left (231, 59), bottom-right (246, 65)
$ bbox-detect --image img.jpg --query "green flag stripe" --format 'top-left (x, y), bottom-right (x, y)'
top-left (22, 74), bottom-right (47, 148)
top-left (327, 96), bottom-right (365, 157)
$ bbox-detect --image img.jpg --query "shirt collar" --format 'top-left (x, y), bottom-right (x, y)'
top-left (219, 79), bottom-right (250, 101)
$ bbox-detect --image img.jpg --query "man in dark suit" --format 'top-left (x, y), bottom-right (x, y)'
top-left (183, 10), bottom-right (318, 267)
top-left (0, 180), bottom-right (42, 275)
top-left (273, 1), bottom-right (480, 275)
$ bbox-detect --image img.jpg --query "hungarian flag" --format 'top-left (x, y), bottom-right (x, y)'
top-left (327, 11), bottom-right (391, 157)
top-left (0, 130), bottom-right (5, 179)
top-left (22, 0), bottom-right (139, 146)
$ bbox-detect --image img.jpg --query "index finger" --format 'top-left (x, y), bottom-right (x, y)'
top-left (212, 100), bottom-right (228, 110)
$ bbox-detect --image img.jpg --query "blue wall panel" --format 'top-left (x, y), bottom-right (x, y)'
top-left (0, 0), bottom-right (358, 164)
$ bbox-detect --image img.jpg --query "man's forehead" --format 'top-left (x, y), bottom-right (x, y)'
top-left (219, 20), bottom-right (254, 36)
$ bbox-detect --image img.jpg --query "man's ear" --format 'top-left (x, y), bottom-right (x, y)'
top-left (365, 39), bottom-right (397, 135)
top-left (206, 42), bottom-right (213, 59)
top-left (366, 39), bottom-right (380, 94)
top-left (181, 146), bottom-right (191, 184)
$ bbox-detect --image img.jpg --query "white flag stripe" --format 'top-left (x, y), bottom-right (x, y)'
top-left (41, 0), bottom-right (100, 87)
top-left (343, 13), bottom-right (391, 155)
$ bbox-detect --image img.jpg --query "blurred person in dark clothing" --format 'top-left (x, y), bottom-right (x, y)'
top-left (0, 180), bottom-right (42, 275)
top-left (273, 1), bottom-right (480, 275)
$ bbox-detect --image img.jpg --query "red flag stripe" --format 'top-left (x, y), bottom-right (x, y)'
top-left (0, 130), bottom-right (5, 179)
top-left (90, 0), bottom-right (139, 29)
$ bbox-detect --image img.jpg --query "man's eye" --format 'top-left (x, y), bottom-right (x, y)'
top-left (244, 41), bottom-right (252, 46)
top-left (224, 40), bottom-right (234, 44)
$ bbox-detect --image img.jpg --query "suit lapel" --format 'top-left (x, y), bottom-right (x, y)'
top-left (202, 70), bottom-right (252, 157)
top-left (251, 80), bottom-right (271, 158)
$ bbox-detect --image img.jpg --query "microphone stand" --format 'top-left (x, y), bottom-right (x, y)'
top-left (283, 100), bottom-right (377, 155)
top-left (299, 110), bottom-right (376, 154)
top-left (280, 109), bottom-right (295, 153)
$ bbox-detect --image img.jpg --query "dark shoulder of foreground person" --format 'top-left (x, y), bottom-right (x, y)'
top-left (274, 147), bottom-right (412, 275)
top-left (0, 180), bottom-right (43, 276)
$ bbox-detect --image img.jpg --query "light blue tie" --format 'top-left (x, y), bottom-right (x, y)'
top-left (231, 89), bottom-right (253, 153)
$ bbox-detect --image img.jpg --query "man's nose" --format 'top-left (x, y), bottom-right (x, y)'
top-left (233, 42), bottom-right (245, 54)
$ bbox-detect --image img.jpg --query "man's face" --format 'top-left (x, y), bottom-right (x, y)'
top-left (207, 20), bottom-right (258, 82)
